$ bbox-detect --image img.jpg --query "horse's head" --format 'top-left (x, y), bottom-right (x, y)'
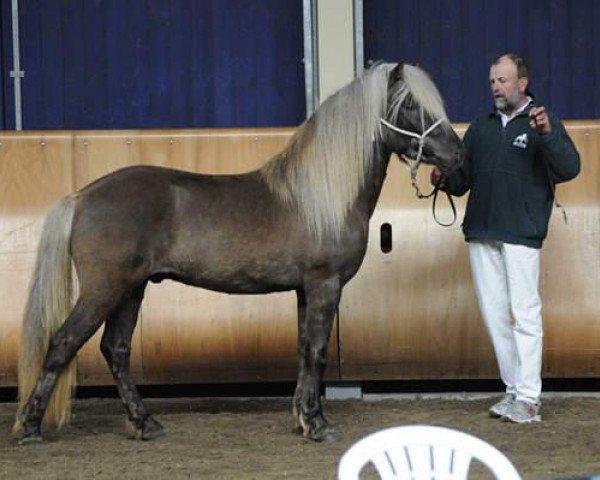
top-left (381, 63), bottom-right (465, 178)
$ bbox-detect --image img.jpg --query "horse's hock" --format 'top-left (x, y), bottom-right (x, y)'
top-left (1, 123), bottom-right (599, 387)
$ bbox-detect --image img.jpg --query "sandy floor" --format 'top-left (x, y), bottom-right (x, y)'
top-left (1, 395), bottom-right (599, 479)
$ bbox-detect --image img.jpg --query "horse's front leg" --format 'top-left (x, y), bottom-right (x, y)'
top-left (294, 275), bottom-right (340, 442)
top-left (292, 289), bottom-right (307, 434)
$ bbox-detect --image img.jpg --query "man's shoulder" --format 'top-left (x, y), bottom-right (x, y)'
top-left (465, 113), bottom-right (496, 136)
top-left (469, 112), bottom-right (496, 126)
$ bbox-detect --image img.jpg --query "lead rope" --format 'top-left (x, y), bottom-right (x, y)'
top-left (545, 166), bottom-right (568, 224)
top-left (530, 101), bottom-right (569, 224)
top-left (380, 110), bottom-right (457, 226)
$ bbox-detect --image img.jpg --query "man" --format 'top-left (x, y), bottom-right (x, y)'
top-left (432, 53), bottom-right (580, 423)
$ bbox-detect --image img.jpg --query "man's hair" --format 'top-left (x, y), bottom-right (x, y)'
top-left (492, 52), bottom-right (529, 79)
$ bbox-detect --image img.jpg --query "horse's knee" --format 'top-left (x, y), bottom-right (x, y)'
top-left (308, 340), bottom-right (329, 365)
top-left (312, 344), bottom-right (327, 361)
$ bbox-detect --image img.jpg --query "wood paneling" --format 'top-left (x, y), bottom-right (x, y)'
top-left (541, 122), bottom-right (600, 376)
top-left (0, 123), bottom-right (599, 387)
top-left (0, 254), bottom-right (35, 386)
top-left (338, 157), bottom-right (497, 380)
top-left (339, 121), bottom-right (600, 379)
top-left (140, 282), bottom-right (307, 383)
top-left (0, 133), bottom-right (74, 385)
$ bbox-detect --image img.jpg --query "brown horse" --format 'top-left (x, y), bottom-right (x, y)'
top-left (14, 62), bottom-right (464, 444)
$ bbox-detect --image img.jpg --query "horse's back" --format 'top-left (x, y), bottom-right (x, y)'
top-left (69, 165), bottom-right (310, 291)
top-left (69, 165), bottom-right (369, 294)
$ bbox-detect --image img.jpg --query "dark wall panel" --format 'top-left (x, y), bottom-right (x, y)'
top-left (3, 1), bottom-right (597, 128)
top-left (4, 0), bottom-right (304, 130)
top-left (364, 0), bottom-right (600, 122)
top-left (0, 1), bottom-right (11, 130)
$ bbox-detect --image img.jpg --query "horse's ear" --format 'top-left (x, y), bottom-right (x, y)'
top-left (390, 63), bottom-right (404, 83)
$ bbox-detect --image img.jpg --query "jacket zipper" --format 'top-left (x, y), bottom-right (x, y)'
top-left (487, 119), bottom-right (506, 235)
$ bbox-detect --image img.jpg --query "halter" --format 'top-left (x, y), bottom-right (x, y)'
top-left (380, 108), bottom-right (456, 226)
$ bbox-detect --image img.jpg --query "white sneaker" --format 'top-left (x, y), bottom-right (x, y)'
top-left (488, 394), bottom-right (515, 418)
top-left (502, 400), bottom-right (541, 423)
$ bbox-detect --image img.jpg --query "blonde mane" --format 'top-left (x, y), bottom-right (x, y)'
top-left (260, 63), bottom-right (448, 241)
top-left (388, 64), bottom-right (449, 125)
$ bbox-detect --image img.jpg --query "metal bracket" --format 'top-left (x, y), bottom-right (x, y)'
top-left (303, 0), bottom-right (319, 117)
top-left (353, 0), bottom-right (364, 76)
top-left (325, 382), bottom-right (363, 400)
top-left (11, 0), bottom-right (24, 130)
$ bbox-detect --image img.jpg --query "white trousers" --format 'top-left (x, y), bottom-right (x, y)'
top-left (469, 240), bottom-right (543, 404)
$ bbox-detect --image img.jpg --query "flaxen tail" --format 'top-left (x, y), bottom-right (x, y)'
top-left (14, 195), bottom-right (77, 432)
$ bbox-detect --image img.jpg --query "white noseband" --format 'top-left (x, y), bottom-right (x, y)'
top-left (380, 107), bottom-right (444, 198)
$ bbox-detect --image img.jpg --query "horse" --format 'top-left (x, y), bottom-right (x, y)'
top-left (14, 62), bottom-right (464, 444)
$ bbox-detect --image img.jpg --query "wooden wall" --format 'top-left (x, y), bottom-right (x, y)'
top-left (0, 122), bottom-right (598, 387)
top-left (340, 122), bottom-right (600, 380)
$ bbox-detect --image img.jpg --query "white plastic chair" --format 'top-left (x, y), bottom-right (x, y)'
top-left (338, 425), bottom-right (521, 480)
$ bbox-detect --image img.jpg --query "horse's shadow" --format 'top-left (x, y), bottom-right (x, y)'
top-left (69, 396), bottom-right (292, 419)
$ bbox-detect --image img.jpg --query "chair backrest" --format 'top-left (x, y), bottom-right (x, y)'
top-left (338, 425), bottom-right (521, 480)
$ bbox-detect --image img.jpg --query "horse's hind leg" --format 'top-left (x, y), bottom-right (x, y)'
top-left (18, 294), bottom-right (121, 443)
top-left (100, 283), bottom-right (163, 440)
top-left (293, 275), bottom-right (341, 442)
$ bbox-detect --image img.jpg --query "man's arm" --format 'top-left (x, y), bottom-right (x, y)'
top-left (530, 107), bottom-right (581, 182)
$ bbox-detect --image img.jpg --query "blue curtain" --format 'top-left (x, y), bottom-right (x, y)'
top-left (0, 1), bottom-right (11, 130)
top-left (6, 0), bottom-right (597, 128)
top-left (1, 0), bottom-right (305, 130)
top-left (364, 0), bottom-right (600, 122)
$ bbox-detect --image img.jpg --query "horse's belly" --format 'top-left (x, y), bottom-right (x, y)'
top-left (161, 199), bottom-right (369, 294)
top-left (162, 247), bottom-right (303, 294)
top-left (172, 274), bottom-right (296, 295)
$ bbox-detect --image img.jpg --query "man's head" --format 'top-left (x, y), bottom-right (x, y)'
top-left (489, 53), bottom-right (529, 114)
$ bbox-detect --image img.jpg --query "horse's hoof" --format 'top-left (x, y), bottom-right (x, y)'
top-left (310, 425), bottom-right (339, 443)
top-left (320, 429), bottom-right (340, 444)
top-left (18, 433), bottom-right (43, 446)
top-left (141, 417), bottom-right (165, 441)
top-left (127, 416), bottom-right (165, 441)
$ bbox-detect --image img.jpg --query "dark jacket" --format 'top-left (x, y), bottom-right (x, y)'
top-left (444, 103), bottom-right (580, 248)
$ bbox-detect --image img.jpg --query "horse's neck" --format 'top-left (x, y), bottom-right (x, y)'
top-left (355, 142), bottom-right (392, 219)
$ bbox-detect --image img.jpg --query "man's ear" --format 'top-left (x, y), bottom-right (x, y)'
top-left (518, 77), bottom-right (529, 94)
top-left (390, 63), bottom-right (404, 83)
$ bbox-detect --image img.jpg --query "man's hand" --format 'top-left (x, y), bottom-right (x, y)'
top-left (430, 167), bottom-right (444, 187)
top-left (529, 106), bottom-right (552, 135)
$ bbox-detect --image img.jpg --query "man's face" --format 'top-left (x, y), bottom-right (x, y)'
top-left (489, 57), bottom-right (527, 113)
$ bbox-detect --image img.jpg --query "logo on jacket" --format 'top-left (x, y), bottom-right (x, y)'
top-left (512, 133), bottom-right (528, 149)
